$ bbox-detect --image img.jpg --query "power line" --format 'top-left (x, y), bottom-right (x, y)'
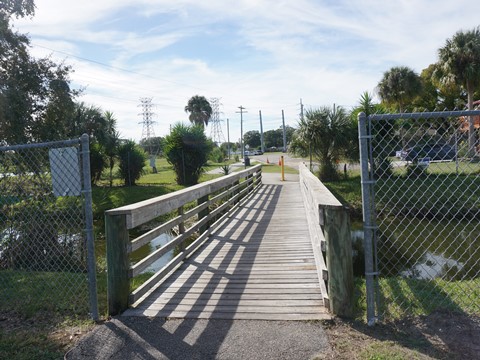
top-left (31, 43), bottom-right (203, 90)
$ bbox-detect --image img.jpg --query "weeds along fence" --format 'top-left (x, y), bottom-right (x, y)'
top-left (0, 135), bottom-right (98, 320)
top-left (359, 110), bottom-right (480, 324)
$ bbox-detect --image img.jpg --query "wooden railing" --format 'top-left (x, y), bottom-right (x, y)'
top-left (299, 163), bottom-right (353, 317)
top-left (106, 164), bottom-right (262, 315)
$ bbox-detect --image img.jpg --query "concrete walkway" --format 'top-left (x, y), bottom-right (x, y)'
top-left (65, 318), bottom-right (330, 360)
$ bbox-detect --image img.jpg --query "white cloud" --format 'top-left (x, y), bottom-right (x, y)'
top-left (11, 0), bottom-right (480, 141)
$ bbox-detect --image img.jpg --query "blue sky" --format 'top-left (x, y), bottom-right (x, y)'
top-left (13, 0), bottom-right (480, 142)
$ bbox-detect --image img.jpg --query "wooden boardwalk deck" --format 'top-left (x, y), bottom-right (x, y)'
top-left (123, 174), bottom-right (329, 320)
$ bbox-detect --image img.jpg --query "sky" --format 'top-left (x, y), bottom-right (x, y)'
top-left (12, 0), bottom-right (480, 143)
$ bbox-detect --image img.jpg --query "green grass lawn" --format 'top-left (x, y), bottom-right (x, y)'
top-left (3, 156), bottom-right (480, 358)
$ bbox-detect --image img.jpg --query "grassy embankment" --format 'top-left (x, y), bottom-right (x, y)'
top-left (325, 162), bottom-right (480, 321)
top-left (0, 157), bottom-right (240, 360)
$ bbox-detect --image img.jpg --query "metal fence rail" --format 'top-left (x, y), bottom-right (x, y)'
top-left (359, 110), bottom-right (480, 324)
top-left (0, 135), bottom-right (98, 319)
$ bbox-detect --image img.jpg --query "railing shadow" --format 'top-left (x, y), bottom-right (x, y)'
top-left (76, 184), bottom-right (284, 358)
top-left (137, 183), bottom-right (281, 318)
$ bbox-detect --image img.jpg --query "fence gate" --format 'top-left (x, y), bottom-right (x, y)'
top-left (359, 111), bottom-right (480, 324)
top-left (0, 134), bottom-right (98, 320)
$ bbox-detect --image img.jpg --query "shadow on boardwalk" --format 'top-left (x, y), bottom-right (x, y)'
top-left (67, 173), bottom-right (331, 359)
top-left (65, 317), bottom-right (330, 359)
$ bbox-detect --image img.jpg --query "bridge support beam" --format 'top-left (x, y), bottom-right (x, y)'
top-left (321, 205), bottom-right (354, 317)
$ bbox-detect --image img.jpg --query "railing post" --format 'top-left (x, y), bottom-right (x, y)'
top-left (106, 213), bottom-right (130, 316)
top-left (321, 204), bottom-right (354, 317)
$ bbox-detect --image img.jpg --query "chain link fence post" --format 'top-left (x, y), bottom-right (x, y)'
top-left (80, 134), bottom-right (99, 320)
top-left (358, 112), bottom-right (377, 325)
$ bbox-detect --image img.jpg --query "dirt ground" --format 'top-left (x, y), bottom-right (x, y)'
top-left (321, 310), bottom-right (480, 359)
top-left (1, 310), bottom-right (479, 359)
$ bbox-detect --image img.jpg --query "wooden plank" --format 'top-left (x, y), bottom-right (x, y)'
top-left (141, 292), bottom-right (322, 304)
top-left (125, 178), bottom-right (329, 321)
top-left (123, 308), bottom-right (330, 321)
top-left (141, 299), bottom-right (324, 308)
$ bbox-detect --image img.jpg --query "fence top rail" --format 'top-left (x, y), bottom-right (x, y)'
top-left (0, 137), bottom-right (83, 152)
top-left (299, 163), bottom-right (342, 208)
top-left (106, 164), bottom-right (262, 229)
top-left (365, 109), bottom-right (480, 122)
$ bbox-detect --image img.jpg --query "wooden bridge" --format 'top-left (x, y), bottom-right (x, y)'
top-left (106, 164), bottom-right (353, 321)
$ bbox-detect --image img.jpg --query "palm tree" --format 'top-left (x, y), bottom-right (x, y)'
top-left (103, 111), bottom-right (120, 187)
top-left (377, 66), bottom-right (422, 113)
top-left (184, 95), bottom-right (212, 127)
top-left (436, 27), bottom-right (480, 156)
top-left (292, 105), bottom-right (352, 181)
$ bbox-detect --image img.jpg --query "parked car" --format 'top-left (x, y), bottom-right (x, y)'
top-left (401, 143), bottom-right (456, 161)
top-left (252, 149), bottom-right (263, 155)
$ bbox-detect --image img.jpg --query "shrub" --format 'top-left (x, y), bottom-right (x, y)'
top-left (117, 140), bottom-right (147, 186)
top-left (164, 123), bottom-right (212, 186)
top-left (209, 147), bottom-right (224, 163)
top-left (89, 142), bottom-right (105, 185)
top-left (220, 164), bottom-right (231, 175)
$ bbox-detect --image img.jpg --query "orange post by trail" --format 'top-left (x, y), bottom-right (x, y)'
top-left (281, 155), bottom-right (285, 181)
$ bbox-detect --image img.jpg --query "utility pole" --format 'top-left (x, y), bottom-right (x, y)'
top-left (300, 98), bottom-right (304, 121)
top-left (259, 110), bottom-right (264, 153)
top-left (227, 118), bottom-right (230, 160)
top-left (282, 109), bottom-right (287, 152)
top-left (236, 106), bottom-right (247, 158)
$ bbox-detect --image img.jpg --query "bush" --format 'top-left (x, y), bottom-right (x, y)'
top-left (117, 140), bottom-right (147, 186)
top-left (164, 123), bottom-right (212, 186)
top-left (209, 147), bottom-right (225, 163)
top-left (89, 142), bottom-right (105, 185)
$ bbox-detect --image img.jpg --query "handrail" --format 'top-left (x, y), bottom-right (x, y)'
top-left (299, 163), bottom-right (353, 317)
top-left (106, 164), bottom-right (262, 315)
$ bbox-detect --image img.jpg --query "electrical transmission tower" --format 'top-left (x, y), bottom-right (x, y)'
top-left (139, 97), bottom-right (157, 141)
top-left (138, 97), bottom-right (158, 172)
top-left (209, 97), bottom-right (225, 145)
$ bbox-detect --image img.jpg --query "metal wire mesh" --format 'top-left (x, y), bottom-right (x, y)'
top-left (360, 111), bottom-right (480, 322)
top-left (0, 138), bottom-right (97, 317)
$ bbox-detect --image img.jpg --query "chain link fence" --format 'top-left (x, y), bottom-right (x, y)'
top-left (359, 111), bottom-right (480, 324)
top-left (0, 135), bottom-right (98, 319)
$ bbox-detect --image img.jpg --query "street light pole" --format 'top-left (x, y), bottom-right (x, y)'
top-left (236, 106), bottom-right (247, 158)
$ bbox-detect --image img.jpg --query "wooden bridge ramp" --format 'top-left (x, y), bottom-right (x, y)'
top-left (123, 174), bottom-right (329, 320)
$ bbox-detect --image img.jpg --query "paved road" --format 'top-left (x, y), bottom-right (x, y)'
top-left (66, 317), bottom-right (331, 359)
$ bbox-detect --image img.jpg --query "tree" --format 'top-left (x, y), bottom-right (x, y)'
top-left (351, 92), bottom-right (392, 178)
top-left (292, 105), bottom-right (353, 181)
top-left (0, 0), bottom-right (35, 18)
top-left (184, 95), bottom-right (212, 127)
top-left (243, 130), bottom-right (261, 149)
top-left (436, 27), bottom-right (480, 155)
top-left (164, 123), bottom-right (212, 186)
top-left (103, 111), bottom-right (121, 187)
top-left (139, 136), bottom-right (164, 155)
top-left (0, 1), bottom-right (78, 144)
top-left (377, 66), bottom-right (422, 113)
top-left (117, 140), bottom-right (147, 186)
